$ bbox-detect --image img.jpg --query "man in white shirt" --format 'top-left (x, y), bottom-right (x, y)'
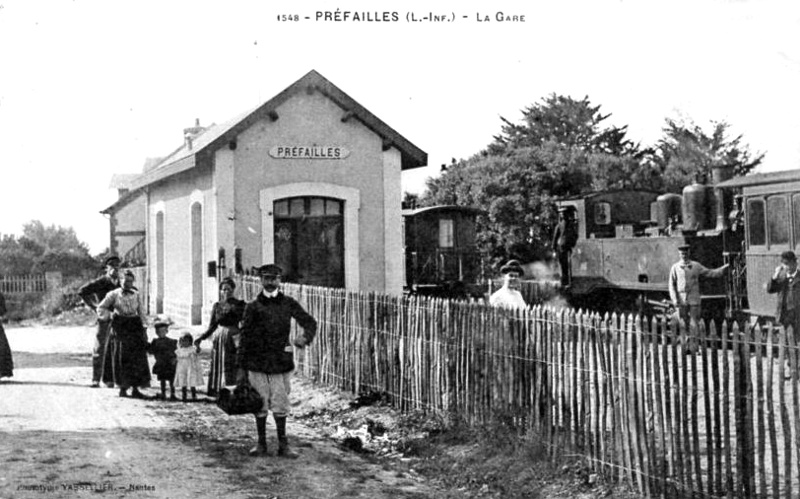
top-left (668, 244), bottom-right (728, 329)
top-left (489, 259), bottom-right (527, 309)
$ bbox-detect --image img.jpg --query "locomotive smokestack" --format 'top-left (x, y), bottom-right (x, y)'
top-left (713, 164), bottom-right (735, 231)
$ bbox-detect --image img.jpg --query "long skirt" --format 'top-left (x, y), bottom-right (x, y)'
top-left (0, 323), bottom-right (13, 378)
top-left (110, 315), bottom-right (151, 389)
top-left (207, 325), bottom-right (239, 394)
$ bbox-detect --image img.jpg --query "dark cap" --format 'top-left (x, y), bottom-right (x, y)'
top-left (257, 263), bottom-right (283, 277)
top-left (499, 259), bottom-right (524, 276)
top-left (781, 250), bottom-right (797, 262)
top-left (678, 245), bottom-right (690, 252)
top-left (104, 255), bottom-right (121, 266)
top-left (219, 276), bottom-right (236, 290)
top-left (123, 269), bottom-right (135, 278)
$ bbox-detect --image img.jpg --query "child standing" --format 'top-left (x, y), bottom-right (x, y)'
top-left (174, 332), bottom-right (204, 402)
top-left (148, 319), bottom-right (177, 400)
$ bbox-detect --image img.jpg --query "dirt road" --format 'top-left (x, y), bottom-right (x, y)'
top-left (0, 325), bottom-right (438, 499)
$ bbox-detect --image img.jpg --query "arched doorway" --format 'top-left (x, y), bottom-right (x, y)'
top-left (190, 202), bottom-right (203, 325)
top-left (273, 196), bottom-right (344, 287)
top-left (155, 212), bottom-right (165, 314)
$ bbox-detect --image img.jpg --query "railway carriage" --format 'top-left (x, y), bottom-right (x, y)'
top-left (716, 169), bottom-right (800, 318)
top-left (402, 205), bottom-right (483, 297)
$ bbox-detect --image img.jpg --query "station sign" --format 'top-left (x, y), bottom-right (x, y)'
top-left (269, 146), bottom-right (350, 160)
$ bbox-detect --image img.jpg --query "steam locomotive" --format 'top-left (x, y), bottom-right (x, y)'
top-left (559, 164), bottom-right (798, 322)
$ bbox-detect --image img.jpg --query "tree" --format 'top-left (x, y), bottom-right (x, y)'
top-left (0, 221), bottom-right (96, 277)
top-left (424, 94), bottom-right (645, 267)
top-left (488, 93), bottom-right (641, 157)
top-left (649, 118), bottom-right (764, 193)
top-left (402, 192), bottom-right (421, 210)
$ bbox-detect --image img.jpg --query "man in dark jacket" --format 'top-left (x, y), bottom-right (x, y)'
top-left (237, 264), bottom-right (317, 458)
top-left (767, 250), bottom-right (800, 335)
top-left (78, 255), bottom-right (121, 387)
top-left (552, 206), bottom-right (578, 287)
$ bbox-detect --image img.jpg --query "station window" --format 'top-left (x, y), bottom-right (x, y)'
top-left (747, 198), bottom-right (766, 246)
top-left (767, 196), bottom-right (789, 246)
top-left (793, 194), bottom-right (800, 248)
top-left (439, 219), bottom-right (454, 248)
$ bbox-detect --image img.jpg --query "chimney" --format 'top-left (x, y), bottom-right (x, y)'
top-left (183, 118), bottom-right (205, 150)
top-left (712, 164), bottom-right (735, 231)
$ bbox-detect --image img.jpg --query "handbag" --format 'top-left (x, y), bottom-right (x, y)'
top-left (216, 382), bottom-right (264, 415)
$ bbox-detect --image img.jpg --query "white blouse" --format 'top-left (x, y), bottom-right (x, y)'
top-left (97, 288), bottom-right (147, 324)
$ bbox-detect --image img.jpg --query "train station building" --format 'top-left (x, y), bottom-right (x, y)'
top-left (115, 70), bottom-right (426, 325)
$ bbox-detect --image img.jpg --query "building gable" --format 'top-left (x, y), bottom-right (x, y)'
top-left (129, 70), bottom-right (426, 192)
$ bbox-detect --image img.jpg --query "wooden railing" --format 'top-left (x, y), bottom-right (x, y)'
top-left (0, 274), bottom-right (48, 294)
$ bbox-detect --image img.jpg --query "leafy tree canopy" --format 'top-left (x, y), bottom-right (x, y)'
top-left (421, 97), bottom-right (764, 272)
top-left (649, 118), bottom-right (764, 193)
top-left (0, 221), bottom-right (97, 277)
top-left (487, 93), bottom-right (641, 158)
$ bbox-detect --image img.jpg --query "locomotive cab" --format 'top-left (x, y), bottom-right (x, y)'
top-left (560, 179), bottom-right (740, 320)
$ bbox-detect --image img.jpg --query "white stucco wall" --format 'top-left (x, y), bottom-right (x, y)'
top-left (145, 86), bottom-right (411, 323)
top-left (146, 167), bottom-right (216, 324)
top-left (230, 90), bottom-right (400, 293)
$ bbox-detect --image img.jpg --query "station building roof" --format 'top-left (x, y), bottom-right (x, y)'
top-left (128, 70), bottom-right (427, 192)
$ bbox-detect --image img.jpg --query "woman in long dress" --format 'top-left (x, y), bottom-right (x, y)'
top-left (0, 292), bottom-right (13, 379)
top-left (195, 277), bottom-right (244, 396)
top-left (98, 270), bottom-right (150, 398)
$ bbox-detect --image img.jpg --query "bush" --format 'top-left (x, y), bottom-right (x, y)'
top-left (38, 278), bottom-right (84, 316)
top-left (3, 278), bottom-right (87, 322)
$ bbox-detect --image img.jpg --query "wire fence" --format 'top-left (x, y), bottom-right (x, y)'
top-left (235, 275), bottom-right (799, 498)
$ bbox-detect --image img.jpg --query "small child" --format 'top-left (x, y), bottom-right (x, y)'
top-left (174, 332), bottom-right (204, 402)
top-left (148, 319), bottom-right (178, 401)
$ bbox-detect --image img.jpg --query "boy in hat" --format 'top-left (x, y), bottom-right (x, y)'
top-left (78, 255), bottom-right (121, 387)
top-left (668, 245), bottom-right (729, 343)
top-left (489, 259), bottom-right (527, 309)
top-left (237, 263), bottom-right (317, 458)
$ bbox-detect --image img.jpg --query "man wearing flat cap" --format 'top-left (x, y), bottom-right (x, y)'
top-left (489, 260), bottom-right (527, 309)
top-left (78, 255), bottom-right (121, 387)
top-left (237, 263), bottom-right (317, 458)
top-left (668, 245), bottom-right (729, 342)
top-left (767, 251), bottom-right (800, 336)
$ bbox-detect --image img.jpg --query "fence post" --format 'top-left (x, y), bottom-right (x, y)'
top-left (734, 323), bottom-right (754, 497)
top-left (44, 271), bottom-right (62, 292)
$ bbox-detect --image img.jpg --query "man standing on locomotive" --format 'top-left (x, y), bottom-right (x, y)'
top-left (668, 245), bottom-right (729, 334)
top-left (552, 206), bottom-right (578, 288)
top-left (767, 250), bottom-right (800, 337)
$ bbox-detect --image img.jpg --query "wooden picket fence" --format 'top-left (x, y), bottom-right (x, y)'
top-left (236, 276), bottom-right (800, 498)
top-left (0, 274), bottom-right (47, 294)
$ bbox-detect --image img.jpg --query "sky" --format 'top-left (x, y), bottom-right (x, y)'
top-left (0, 0), bottom-right (798, 254)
